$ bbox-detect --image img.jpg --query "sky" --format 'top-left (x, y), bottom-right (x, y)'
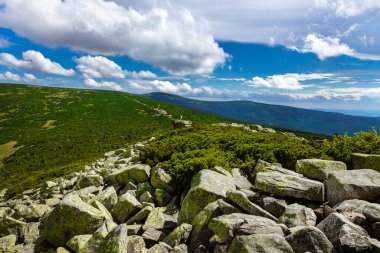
top-left (1, 0), bottom-right (380, 116)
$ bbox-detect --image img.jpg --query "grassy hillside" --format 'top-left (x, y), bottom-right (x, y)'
top-left (0, 84), bottom-right (226, 196)
top-left (143, 92), bottom-right (380, 135)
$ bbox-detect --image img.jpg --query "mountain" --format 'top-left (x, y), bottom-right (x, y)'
top-left (0, 84), bottom-right (225, 195)
top-left (143, 92), bottom-right (380, 135)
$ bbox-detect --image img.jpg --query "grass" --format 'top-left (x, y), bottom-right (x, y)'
top-left (0, 83), bottom-right (227, 196)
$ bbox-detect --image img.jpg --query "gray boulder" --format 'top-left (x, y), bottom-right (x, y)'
top-left (43, 194), bottom-right (106, 246)
top-left (0, 216), bottom-right (27, 241)
top-left (262, 196), bottom-right (287, 218)
top-left (228, 234), bottom-right (294, 253)
top-left (226, 189), bottom-right (277, 221)
top-left (254, 171), bottom-right (325, 202)
top-left (143, 206), bottom-right (179, 231)
top-left (142, 228), bottom-right (166, 245)
top-left (296, 159), bottom-right (346, 181)
top-left (253, 161), bottom-right (301, 178)
top-left (352, 153), bottom-right (380, 173)
top-left (285, 226), bottom-right (336, 253)
top-left (108, 164), bottom-right (151, 185)
top-left (93, 186), bottom-right (118, 211)
top-left (326, 169), bottom-right (380, 206)
top-left (126, 206), bottom-right (153, 225)
top-left (179, 169), bottom-right (236, 224)
top-left (162, 223), bottom-right (192, 247)
top-left (112, 192), bottom-right (141, 223)
top-left (98, 224), bottom-right (129, 253)
top-left (66, 234), bottom-right (92, 253)
top-left (231, 168), bottom-right (253, 190)
top-left (339, 233), bottom-right (372, 252)
top-left (151, 167), bottom-right (174, 193)
top-left (333, 199), bottom-right (380, 223)
top-left (0, 234), bottom-right (16, 253)
top-left (75, 175), bottom-right (103, 189)
top-left (317, 213), bottom-right (369, 250)
top-left (278, 203), bottom-right (317, 228)
top-left (209, 213), bottom-right (284, 243)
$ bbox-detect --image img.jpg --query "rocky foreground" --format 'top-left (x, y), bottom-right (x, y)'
top-left (1, 137), bottom-right (380, 253)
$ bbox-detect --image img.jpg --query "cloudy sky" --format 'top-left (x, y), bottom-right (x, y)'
top-left (1, 0), bottom-right (380, 116)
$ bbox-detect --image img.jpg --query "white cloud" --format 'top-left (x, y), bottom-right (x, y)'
top-left (295, 33), bottom-right (380, 60)
top-left (0, 0), bottom-right (227, 76)
top-left (84, 78), bottom-right (123, 91)
top-left (245, 73), bottom-right (332, 90)
top-left (24, 73), bottom-right (36, 82)
top-left (0, 71), bottom-right (21, 81)
top-left (314, 0), bottom-right (380, 17)
top-left (75, 55), bottom-right (157, 79)
top-left (0, 51), bottom-right (75, 76)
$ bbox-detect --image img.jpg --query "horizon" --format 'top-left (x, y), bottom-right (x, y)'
top-left (1, 0), bottom-right (380, 116)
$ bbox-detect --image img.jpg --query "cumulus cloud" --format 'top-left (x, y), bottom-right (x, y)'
top-left (0, 0), bottom-right (227, 75)
top-left (74, 56), bottom-right (156, 79)
top-left (0, 51), bottom-right (75, 76)
top-left (24, 73), bottom-right (36, 82)
top-left (314, 0), bottom-right (380, 17)
top-left (84, 78), bottom-right (123, 91)
top-left (0, 71), bottom-right (21, 81)
top-left (245, 73), bottom-right (333, 90)
top-left (294, 33), bottom-right (380, 60)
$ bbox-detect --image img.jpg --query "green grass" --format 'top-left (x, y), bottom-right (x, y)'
top-left (0, 84), bottom-right (227, 196)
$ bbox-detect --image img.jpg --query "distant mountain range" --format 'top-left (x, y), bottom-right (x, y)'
top-left (143, 92), bottom-right (380, 135)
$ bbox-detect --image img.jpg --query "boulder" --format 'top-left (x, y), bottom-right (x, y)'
top-left (209, 213), bottom-right (284, 243)
top-left (231, 168), bottom-right (253, 190)
top-left (66, 234), bottom-right (92, 253)
top-left (228, 234), bottom-right (294, 253)
top-left (151, 167), bottom-right (174, 193)
top-left (112, 192), bottom-right (141, 223)
top-left (56, 247), bottom-right (71, 253)
top-left (253, 160), bottom-right (301, 178)
top-left (254, 171), bottom-right (325, 202)
top-left (21, 222), bottom-right (40, 245)
top-left (370, 238), bottom-right (380, 253)
top-left (172, 244), bottom-right (188, 253)
top-left (163, 223), bottom-right (192, 247)
top-left (108, 164), bottom-right (151, 185)
top-left (147, 242), bottom-right (172, 253)
top-left (278, 203), bottom-right (317, 228)
top-left (142, 228), bottom-right (166, 245)
top-left (173, 120), bottom-right (192, 129)
top-left (92, 200), bottom-right (113, 220)
top-left (333, 199), bottom-right (380, 223)
top-left (143, 206), bottom-right (179, 231)
top-left (79, 220), bottom-right (118, 253)
top-left (326, 169), bottom-right (380, 206)
top-left (43, 194), bottom-right (106, 246)
top-left (285, 226), bottom-right (336, 253)
top-left (210, 166), bottom-right (232, 177)
top-left (226, 189), bottom-right (277, 221)
top-left (296, 159), bottom-right (346, 181)
top-left (352, 153), bottom-right (380, 172)
top-left (261, 197), bottom-right (287, 218)
top-left (339, 233), bottom-right (372, 252)
top-left (126, 225), bottom-right (143, 236)
top-left (316, 213), bottom-right (369, 250)
top-left (179, 169), bottom-right (236, 224)
top-left (0, 216), bottom-right (27, 241)
top-left (98, 224), bottom-right (129, 253)
top-left (126, 206), bottom-right (153, 225)
top-left (155, 189), bottom-right (171, 207)
top-left (75, 175), bottom-right (103, 189)
top-left (13, 203), bottom-right (50, 222)
top-left (0, 234), bottom-right (16, 252)
top-left (140, 191), bottom-right (155, 205)
top-left (93, 186), bottom-right (118, 211)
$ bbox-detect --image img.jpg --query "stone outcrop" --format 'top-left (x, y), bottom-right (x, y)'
top-left (1, 139), bottom-right (380, 253)
top-left (352, 153), bottom-right (380, 172)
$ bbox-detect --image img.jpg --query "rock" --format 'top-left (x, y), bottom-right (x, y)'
top-left (142, 228), bottom-right (166, 245)
top-left (151, 167), bottom-right (174, 193)
top-left (278, 203), bottom-right (317, 228)
top-left (0, 216), bottom-right (27, 240)
top-left (339, 233), bottom-right (372, 252)
top-left (296, 159), bottom-right (347, 181)
top-left (21, 222), bottom-right (40, 245)
top-left (262, 196), bottom-right (287, 218)
top-left (326, 169), bottom-right (380, 206)
top-left (231, 168), bottom-right (253, 190)
top-left (253, 160), bottom-right (301, 178)
top-left (140, 191), bottom-right (155, 205)
top-left (143, 206), bottom-right (179, 231)
top-left (194, 245), bottom-right (207, 253)
top-left (75, 175), bottom-right (103, 189)
top-left (126, 225), bottom-right (143, 236)
top-left (155, 189), bottom-right (172, 207)
top-left (162, 223), bottom-right (192, 247)
top-left (56, 247), bottom-right (71, 253)
top-left (98, 224), bottom-right (129, 253)
top-left (254, 171), bottom-right (325, 202)
top-left (209, 213), bottom-right (284, 243)
top-left (352, 153), bottom-right (380, 172)
top-left (79, 220), bottom-right (118, 253)
top-left (173, 120), bottom-right (192, 129)
top-left (44, 197), bottom-right (61, 207)
top-left (285, 226), bottom-right (336, 253)
top-left (210, 166), bottom-right (232, 177)
top-left (179, 169), bottom-right (236, 224)
top-left (147, 242), bottom-right (172, 253)
top-left (92, 200), bottom-right (113, 220)
top-left (0, 234), bottom-right (16, 252)
top-left (66, 234), bottom-right (92, 253)
top-left (333, 199), bottom-right (380, 223)
top-left (136, 182), bottom-right (155, 199)
top-left (126, 206), bottom-right (153, 225)
top-left (93, 186), bottom-right (118, 211)
top-left (226, 189), bottom-right (277, 221)
top-left (316, 213), bottom-right (369, 250)
top-left (112, 192), bottom-right (141, 223)
top-left (228, 234), bottom-right (294, 253)
top-left (341, 212), bottom-right (367, 226)
top-left (217, 199), bottom-right (240, 214)
top-left (44, 194), bottom-right (106, 246)
top-left (372, 222), bottom-right (380, 240)
top-left (112, 164), bottom-right (151, 185)
top-left (13, 203), bottom-right (50, 222)
top-left (172, 244), bottom-right (188, 253)
top-left (370, 238), bottom-right (380, 253)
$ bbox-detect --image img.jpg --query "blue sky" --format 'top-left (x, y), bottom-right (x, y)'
top-left (1, 0), bottom-right (380, 116)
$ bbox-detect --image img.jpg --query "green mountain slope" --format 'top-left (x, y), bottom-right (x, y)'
top-left (143, 92), bottom-right (380, 135)
top-left (0, 84), bottom-right (226, 195)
